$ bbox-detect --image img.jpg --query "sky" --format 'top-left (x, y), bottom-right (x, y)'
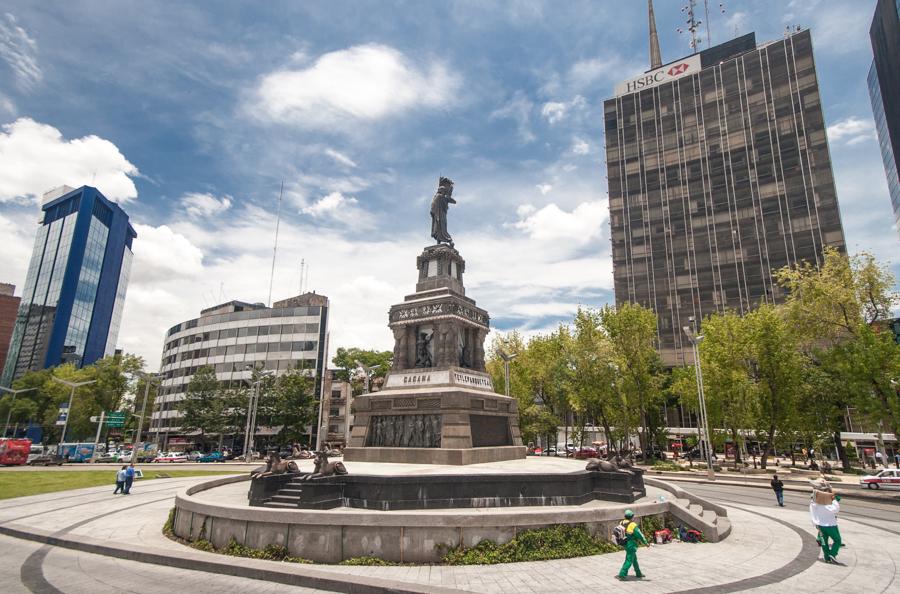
top-left (0, 1), bottom-right (896, 372)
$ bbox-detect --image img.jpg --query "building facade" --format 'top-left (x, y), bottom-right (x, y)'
top-left (150, 292), bottom-right (329, 451)
top-left (0, 284), bottom-right (21, 374)
top-left (2, 186), bottom-right (136, 385)
top-left (604, 31), bottom-right (846, 366)
top-left (869, 0), bottom-right (900, 236)
top-left (320, 370), bottom-right (353, 448)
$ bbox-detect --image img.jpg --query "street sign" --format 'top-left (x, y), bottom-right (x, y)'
top-left (90, 415), bottom-right (100, 423)
top-left (55, 412), bottom-right (68, 426)
top-left (106, 412), bottom-right (126, 428)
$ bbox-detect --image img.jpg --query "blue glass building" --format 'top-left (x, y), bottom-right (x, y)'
top-left (868, 0), bottom-right (900, 237)
top-left (1, 186), bottom-right (136, 385)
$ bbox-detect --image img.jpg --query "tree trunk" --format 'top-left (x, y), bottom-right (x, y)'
top-left (834, 431), bottom-right (850, 471)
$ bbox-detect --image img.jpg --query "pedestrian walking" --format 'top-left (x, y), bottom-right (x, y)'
top-left (875, 451), bottom-right (884, 467)
top-left (124, 462), bottom-right (136, 494)
top-left (770, 473), bottom-right (785, 507)
top-left (809, 481), bottom-right (842, 564)
top-left (113, 465), bottom-right (127, 494)
top-left (615, 509), bottom-right (649, 580)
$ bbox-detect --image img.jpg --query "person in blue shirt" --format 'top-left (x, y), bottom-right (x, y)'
top-left (124, 463), bottom-right (136, 494)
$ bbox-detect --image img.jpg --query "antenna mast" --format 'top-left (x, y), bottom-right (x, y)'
top-left (678, 0), bottom-right (703, 53)
top-left (299, 258), bottom-right (306, 294)
top-left (267, 180), bottom-right (284, 307)
top-left (648, 0), bottom-right (663, 69)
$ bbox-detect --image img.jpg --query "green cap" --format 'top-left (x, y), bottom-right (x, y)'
top-left (624, 509), bottom-right (634, 519)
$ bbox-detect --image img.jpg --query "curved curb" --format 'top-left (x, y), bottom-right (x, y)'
top-left (0, 521), bottom-right (468, 594)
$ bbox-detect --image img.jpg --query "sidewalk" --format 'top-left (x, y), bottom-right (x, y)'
top-left (2, 476), bottom-right (899, 592)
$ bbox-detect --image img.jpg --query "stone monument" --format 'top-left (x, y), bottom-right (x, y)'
top-left (343, 177), bottom-right (526, 465)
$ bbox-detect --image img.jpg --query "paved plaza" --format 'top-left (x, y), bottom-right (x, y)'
top-left (1, 472), bottom-right (899, 593)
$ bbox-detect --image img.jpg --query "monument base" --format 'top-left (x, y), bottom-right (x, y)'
top-left (343, 445), bottom-right (527, 465)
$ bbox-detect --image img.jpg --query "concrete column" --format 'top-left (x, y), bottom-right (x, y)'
top-left (392, 327), bottom-right (407, 371)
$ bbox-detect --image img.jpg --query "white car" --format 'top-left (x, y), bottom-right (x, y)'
top-left (153, 452), bottom-right (187, 463)
top-left (860, 468), bottom-right (900, 489)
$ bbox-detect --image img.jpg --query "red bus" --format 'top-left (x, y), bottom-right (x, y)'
top-left (0, 438), bottom-right (32, 466)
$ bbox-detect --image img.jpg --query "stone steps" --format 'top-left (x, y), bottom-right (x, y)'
top-left (261, 501), bottom-right (297, 509)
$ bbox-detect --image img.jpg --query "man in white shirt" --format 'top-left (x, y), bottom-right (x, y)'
top-left (810, 493), bottom-right (842, 564)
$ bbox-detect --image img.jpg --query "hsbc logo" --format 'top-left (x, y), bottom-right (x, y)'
top-left (613, 54), bottom-right (701, 97)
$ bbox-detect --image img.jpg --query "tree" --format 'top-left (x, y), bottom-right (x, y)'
top-left (331, 347), bottom-right (392, 393)
top-left (176, 366), bottom-right (226, 448)
top-left (775, 248), bottom-right (900, 465)
top-left (267, 369), bottom-right (318, 445)
top-left (599, 303), bottom-right (664, 461)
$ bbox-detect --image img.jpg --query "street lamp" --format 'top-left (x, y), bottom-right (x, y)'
top-left (134, 373), bottom-right (161, 451)
top-left (498, 350), bottom-right (518, 398)
top-left (354, 361), bottom-right (381, 395)
top-left (0, 386), bottom-right (38, 437)
top-left (51, 377), bottom-right (97, 445)
top-left (243, 365), bottom-right (274, 463)
top-left (683, 318), bottom-right (715, 481)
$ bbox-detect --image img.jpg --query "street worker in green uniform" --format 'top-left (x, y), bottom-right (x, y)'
top-left (616, 509), bottom-right (650, 580)
top-left (810, 491), bottom-right (842, 564)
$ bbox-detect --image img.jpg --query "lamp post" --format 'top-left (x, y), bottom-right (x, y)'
top-left (51, 377), bottom-right (97, 446)
top-left (354, 361), bottom-right (381, 395)
top-left (498, 350), bottom-right (518, 398)
top-left (0, 386), bottom-right (38, 437)
top-left (134, 373), bottom-right (161, 451)
top-left (683, 318), bottom-right (715, 481)
top-left (243, 366), bottom-right (273, 463)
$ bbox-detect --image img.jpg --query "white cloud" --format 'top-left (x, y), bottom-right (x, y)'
top-left (571, 137), bottom-right (590, 155)
top-left (513, 201), bottom-right (608, 243)
top-left (724, 11), bottom-right (749, 36)
top-left (540, 96), bottom-right (586, 124)
top-left (0, 118), bottom-right (139, 203)
top-left (536, 183), bottom-right (553, 195)
top-left (130, 224), bottom-right (205, 283)
top-left (0, 13), bottom-right (41, 90)
top-left (490, 91), bottom-right (535, 142)
top-left (827, 116), bottom-right (876, 146)
top-left (324, 148), bottom-right (357, 168)
top-left (541, 101), bottom-right (567, 124)
top-left (252, 43), bottom-right (460, 129)
top-left (301, 191), bottom-right (359, 218)
top-left (567, 56), bottom-right (641, 91)
top-left (180, 192), bottom-right (232, 218)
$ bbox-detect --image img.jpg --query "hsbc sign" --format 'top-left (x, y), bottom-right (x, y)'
top-left (613, 54), bottom-right (701, 97)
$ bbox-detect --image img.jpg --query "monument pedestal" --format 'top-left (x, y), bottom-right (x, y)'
top-left (344, 183), bottom-right (525, 466)
top-left (344, 366), bottom-right (526, 465)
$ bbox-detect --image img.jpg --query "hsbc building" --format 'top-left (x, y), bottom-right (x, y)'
top-left (603, 32), bottom-right (846, 368)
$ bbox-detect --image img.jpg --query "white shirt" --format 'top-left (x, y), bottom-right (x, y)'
top-left (810, 500), bottom-right (839, 527)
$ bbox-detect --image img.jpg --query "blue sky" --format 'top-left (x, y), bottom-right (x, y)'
top-left (0, 1), bottom-right (896, 370)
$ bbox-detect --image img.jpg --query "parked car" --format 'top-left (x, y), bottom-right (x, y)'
top-left (544, 447), bottom-right (558, 457)
top-left (186, 451), bottom-right (203, 461)
top-left (860, 468), bottom-right (900, 489)
top-left (28, 453), bottom-right (64, 466)
top-left (95, 452), bottom-right (119, 463)
top-left (153, 452), bottom-right (187, 463)
top-left (198, 451), bottom-right (226, 463)
top-left (574, 447), bottom-right (599, 459)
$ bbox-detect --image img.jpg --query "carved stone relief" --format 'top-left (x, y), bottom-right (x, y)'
top-left (366, 414), bottom-right (443, 448)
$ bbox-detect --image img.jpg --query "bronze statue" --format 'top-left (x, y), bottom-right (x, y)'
top-left (302, 450), bottom-right (348, 480)
top-left (415, 331), bottom-right (433, 367)
top-left (430, 177), bottom-right (456, 246)
top-left (252, 452), bottom-right (300, 478)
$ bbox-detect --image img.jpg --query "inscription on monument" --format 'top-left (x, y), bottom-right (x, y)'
top-left (452, 371), bottom-right (492, 389)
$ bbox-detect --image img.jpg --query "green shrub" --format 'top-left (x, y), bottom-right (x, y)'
top-left (339, 556), bottom-right (397, 566)
top-left (442, 524), bottom-right (618, 565)
top-left (163, 508), bottom-right (175, 537)
top-left (640, 514), bottom-right (665, 536)
top-left (192, 539), bottom-right (215, 552)
top-left (651, 460), bottom-right (683, 472)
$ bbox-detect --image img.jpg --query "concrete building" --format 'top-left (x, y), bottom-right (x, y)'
top-left (2, 186), bottom-right (136, 385)
top-left (868, 0), bottom-right (900, 236)
top-left (604, 30), bottom-right (846, 366)
top-left (320, 370), bottom-right (353, 449)
top-left (0, 284), bottom-right (21, 374)
top-left (151, 292), bottom-right (329, 451)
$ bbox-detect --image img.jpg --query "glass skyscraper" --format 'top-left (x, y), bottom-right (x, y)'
top-left (869, 0), bottom-right (900, 236)
top-left (604, 31), bottom-right (846, 366)
top-left (2, 186), bottom-right (137, 385)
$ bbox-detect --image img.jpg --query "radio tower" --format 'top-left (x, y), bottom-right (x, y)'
top-left (648, 0), bottom-right (663, 69)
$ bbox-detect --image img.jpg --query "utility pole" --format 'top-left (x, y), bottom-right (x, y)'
top-left (134, 374), bottom-right (159, 452)
top-left (90, 410), bottom-right (105, 463)
top-left (683, 319), bottom-right (715, 481)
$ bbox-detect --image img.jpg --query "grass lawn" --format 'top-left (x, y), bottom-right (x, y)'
top-left (0, 469), bottom-right (240, 500)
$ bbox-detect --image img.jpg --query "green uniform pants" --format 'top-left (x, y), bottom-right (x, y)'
top-left (818, 525), bottom-right (841, 560)
top-left (619, 545), bottom-right (642, 578)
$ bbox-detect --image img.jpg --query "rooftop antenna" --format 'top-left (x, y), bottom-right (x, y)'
top-left (677, 0), bottom-right (703, 53)
top-left (648, 0), bottom-right (663, 69)
top-left (703, 0), bottom-right (711, 46)
top-left (299, 258), bottom-right (306, 294)
top-left (267, 180), bottom-right (284, 307)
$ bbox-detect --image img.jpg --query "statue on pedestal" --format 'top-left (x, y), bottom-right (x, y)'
top-left (430, 177), bottom-right (456, 246)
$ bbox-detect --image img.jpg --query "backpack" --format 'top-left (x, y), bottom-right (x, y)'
top-left (613, 522), bottom-right (628, 546)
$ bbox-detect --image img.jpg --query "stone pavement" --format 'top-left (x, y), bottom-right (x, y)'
top-left (1, 474), bottom-right (899, 593)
